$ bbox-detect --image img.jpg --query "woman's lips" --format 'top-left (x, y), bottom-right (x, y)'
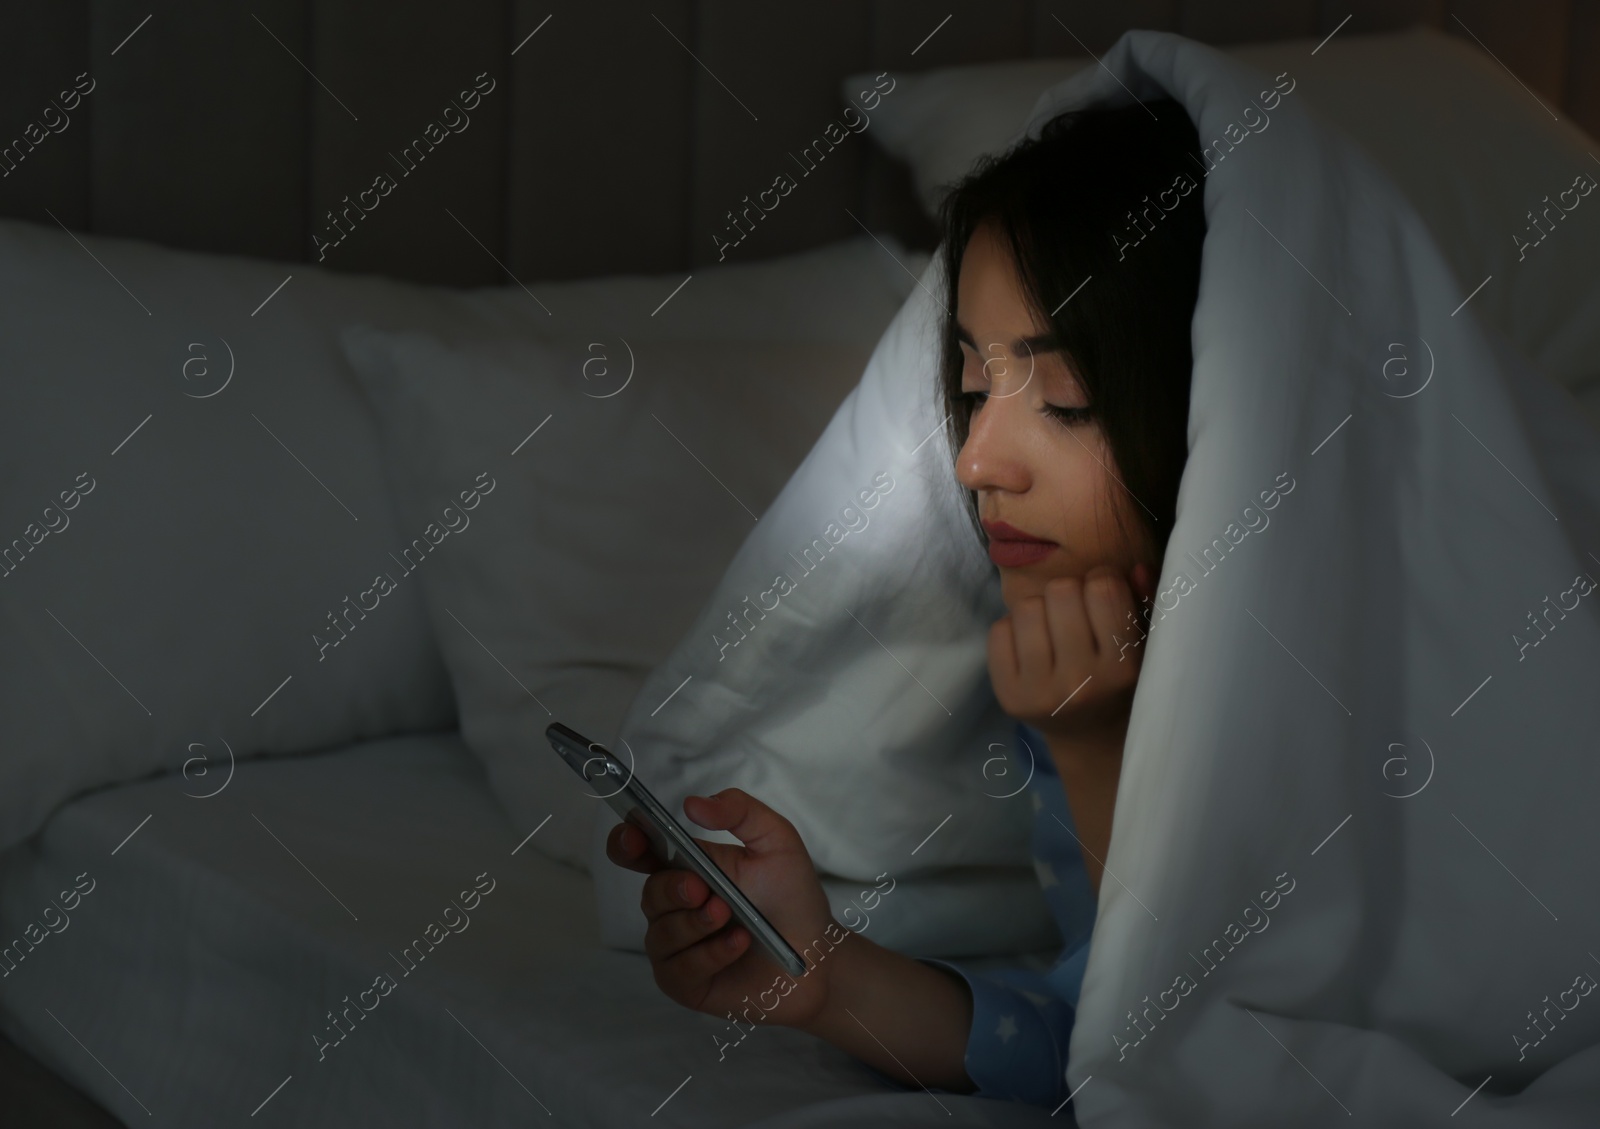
top-left (983, 519), bottom-right (1057, 567)
top-left (987, 539), bottom-right (1055, 567)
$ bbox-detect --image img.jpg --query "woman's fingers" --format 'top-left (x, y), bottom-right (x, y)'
top-left (639, 867), bottom-right (744, 976)
top-left (1080, 565), bottom-right (1139, 664)
top-left (654, 923), bottom-right (751, 996)
top-left (606, 821), bottom-right (664, 874)
top-left (1040, 575), bottom-right (1095, 665)
top-left (1010, 588), bottom-right (1059, 674)
top-left (642, 866), bottom-right (709, 919)
top-left (986, 564), bottom-right (1156, 742)
top-left (681, 788), bottom-right (801, 856)
top-left (644, 891), bottom-right (733, 963)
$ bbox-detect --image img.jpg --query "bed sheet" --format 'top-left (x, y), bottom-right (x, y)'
top-left (0, 732), bottom-right (1063, 1128)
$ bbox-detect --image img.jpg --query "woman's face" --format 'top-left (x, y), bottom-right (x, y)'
top-left (954, 220), bottom-right (1156, 611)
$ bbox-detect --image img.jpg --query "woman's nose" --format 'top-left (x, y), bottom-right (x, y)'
top-left (956, 386), bottom-right (1030, 495)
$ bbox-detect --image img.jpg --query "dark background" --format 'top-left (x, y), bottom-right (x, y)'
top-left (1, 0), bottom-right (1594, 288)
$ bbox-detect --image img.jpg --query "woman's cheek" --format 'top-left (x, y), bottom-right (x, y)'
top-left (1048, 436), bottom-right (1102, 524)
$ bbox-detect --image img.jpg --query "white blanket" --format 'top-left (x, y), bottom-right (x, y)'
top-left (1031, 31), bottom-right (1600, 1128)
top-left (597, 28), bottom-right (1600, 1126)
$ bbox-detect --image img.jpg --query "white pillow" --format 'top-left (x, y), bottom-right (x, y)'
top-left (463, 232), bottom-right (928, 346)
top-left (848, 27), bottom-right (1600, 391)
top-left (340, 329), bottom-right (879, 870)
top-left (852, 57), bottom-right (1089, 215)
top-left (0, 215), bottom-right (922, 861)
top-left (0, 219), bottom-right (461, 862)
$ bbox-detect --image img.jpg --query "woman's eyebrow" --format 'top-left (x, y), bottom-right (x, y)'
top-left (954, 322), bottom-right (1062, 355)
top-left (1015, 332), bottom-right (1063, 355)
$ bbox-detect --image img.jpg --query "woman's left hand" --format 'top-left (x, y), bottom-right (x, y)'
top-left (987, 562), bottom-right (1153, 747)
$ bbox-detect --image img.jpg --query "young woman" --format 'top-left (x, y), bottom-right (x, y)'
top-left (605, 96), bottom-right (1207, 1110)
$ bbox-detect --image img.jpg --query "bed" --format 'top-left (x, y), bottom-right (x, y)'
top-left (3, 4), bottom-right (1599, 1126)
top-left (2, 731), bottom-right (957, 1126)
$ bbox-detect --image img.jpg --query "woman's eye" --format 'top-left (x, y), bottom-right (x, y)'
top-left (962, 392), bottom-right (1091, 425)
top-left (1044, 404), bottom-right (1093, 426)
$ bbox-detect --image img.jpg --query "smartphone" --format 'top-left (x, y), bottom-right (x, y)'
top-left (545, 722), bottom-right (808, 979)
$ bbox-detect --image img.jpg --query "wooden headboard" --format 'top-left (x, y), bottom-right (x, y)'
top-left (1, 0), bottom-right (1593, 286)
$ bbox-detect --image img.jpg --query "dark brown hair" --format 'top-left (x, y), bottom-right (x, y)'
top-left (937, 96), bottom-right (1207, 564)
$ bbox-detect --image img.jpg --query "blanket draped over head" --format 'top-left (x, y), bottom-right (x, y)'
top-left (1028, 29), bottom-right (1600, 1129)
top-left (595, 28), bottom-right (1600, 1129)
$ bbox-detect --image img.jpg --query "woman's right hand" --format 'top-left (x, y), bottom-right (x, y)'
top-left (988, 561), bottom-right (1154, 747)
top-left (604, 788), bottom-right (840, 1032)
